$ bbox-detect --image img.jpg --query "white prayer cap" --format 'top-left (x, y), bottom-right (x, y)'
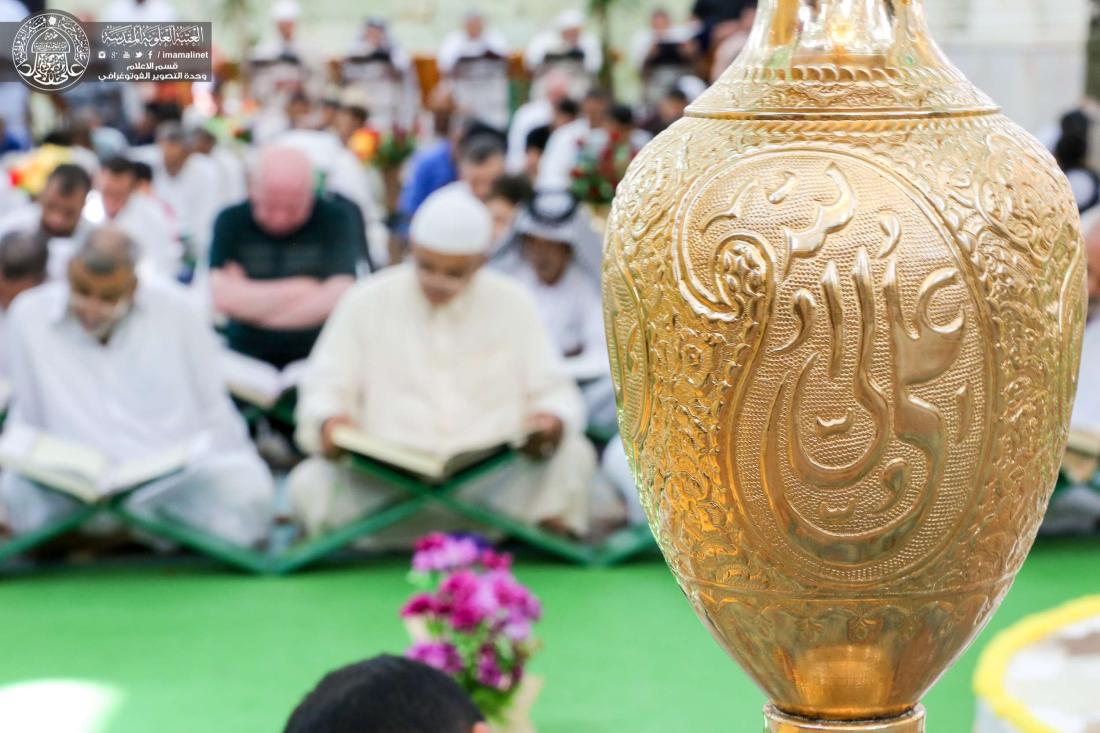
top-left (556, 9), bottom-right (586, 30)
top-left (410, 183), bottom-right (493, 256)
top-left (272, 0), bottom-right (301, 22)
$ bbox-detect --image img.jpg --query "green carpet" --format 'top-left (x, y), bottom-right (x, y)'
top-left (0, 537), bottom-right (1096, 733)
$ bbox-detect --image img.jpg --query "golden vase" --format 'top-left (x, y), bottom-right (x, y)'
top-left (602, 1), bottom-right (1087, 730)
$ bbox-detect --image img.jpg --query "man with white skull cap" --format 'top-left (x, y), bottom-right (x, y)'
top-left (288, 183), bottom-right (595, 542)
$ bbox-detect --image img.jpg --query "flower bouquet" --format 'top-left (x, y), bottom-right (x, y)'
top-left (568, 130), bottom-right (638, 207)
top-left (372, 126), bottom-right (416, 172)
top-left (401, 534), bottom-right (543, 732)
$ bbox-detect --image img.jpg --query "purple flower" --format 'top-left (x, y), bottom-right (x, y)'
top-left (407, 641), bottom-right (463, 675)
top-left (412, 534), bottom-right (482, 573)
top-left (502, 618), bottom-right (533, 642)
top-left (476, 645), bottom-right (506, 689)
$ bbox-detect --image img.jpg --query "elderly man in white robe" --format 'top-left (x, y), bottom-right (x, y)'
top-left (0, 227), bottom-right (274, 547)
top-left (289, 184), bottom-right (594, 542)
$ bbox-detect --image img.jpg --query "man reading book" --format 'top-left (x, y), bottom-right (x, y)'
top-left (289, 183), bottom-right (594, 542)
top-left (0, 227), bottom-right (274, 547)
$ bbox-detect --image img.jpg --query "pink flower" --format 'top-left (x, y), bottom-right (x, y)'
top-left (408, 641), bottom-right (464, 675)
top-left (412, 534), bottom-right (482, 573)
top-left (479, 549), bottom-right (512, 571)
top-left (400, 593), bottom-right (439, 618)
top-left (476, 645), bottom-right (506, 689)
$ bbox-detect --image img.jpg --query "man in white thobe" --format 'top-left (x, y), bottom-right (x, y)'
top-left (137, 122), bottom-right (221, 265)
top-left (524, 9), bottom-right (602, 99)
top-left (438, 11), bottom-right (511, 130)
top-left (499, 191), bottom-right (616, 436)
top-left (0, 164), bottom-right (95, 281)
top-left (0, 230), bottom-right (47, 379)
top-left (0, 227), bottom-right (274, 547)
top-left (289, 183), bottom-right (594, 542)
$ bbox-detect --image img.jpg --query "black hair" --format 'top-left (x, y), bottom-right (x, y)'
top-left (610, 104), bottom-right (634, 127)
top-left (1056, 110), bottom-right (1091, 171)
top-left (664, 87), bottom-right (689, 105)
top-left (459, 132), bottom-right (506, 165)
top-left (0, 230), bottom-right (49, 281)
top-left (283, 656), bottom-right (484, 733)
top-left (525, 125), bottom-right (551, 153)
top-left (555, 98), bottom-right (579, 119)
top-left (46, 163), bottom-right (92, 196)
top-left (101, 156), bottom-right (136, 176)
top-left (489, 174), bottom-right (535, 205)
top-left (341, 105), bottom-right (369, 126)
top-left (131, 161), bottom-right (154, 183)
top-left (583, 87), bottom-right (611, 104)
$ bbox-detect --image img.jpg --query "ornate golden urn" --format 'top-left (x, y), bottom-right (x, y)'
top-left (602, 1), bottom-right (1086, 730)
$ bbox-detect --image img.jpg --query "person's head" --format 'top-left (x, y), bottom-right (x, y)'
top-left (1056, 110), bottom-right (1090, 172)
top-left (409, 184), bottom-right (493, 307)
top-left (458, 133), bottom-right (506, 202)
top-left (1084, 211), bottom-right (1100, 315)
top-left (739, 3), bottom-right (757, 29)
top-left (286, 94), bottom-right (313, 129)
top-left (272, 0), bottom-right (300, 42)
top-left (131, 160), bottom-right (154, 194)
top-left (98, 156), bottom-right (138, 220)
top-left (66, 227), bottom-right (138, 340)
top-left (192, 127), bottom-right (217, 156)
top-left (651, 7), bottom-right (671, 32)
top-left (556, 9), bottom-right (585, 46)
top-left (542, 68), bottom-right (573, 105)
top-left (486, 174), bottom-right (534, 243)
top-left (524, 125), bottom-right (551, 179)
top-left (156, 121), bottom-right (191, 174)
top-left (0, 230), bottom-right (48, 309)
top-left (283, 655), bottom-right (490, 733)
top-left (658, 87), bottom-right (690, 125)
top-left (581, 88), bottom-right (611, 128)
top-left (249, 145), bottom-right (316, 237)
top-left (334, 105), bottom-right (368, 144)
top-left (553, 98), bottom-right (579, 129)
top-left (608, 104), bottom-right (635, 138)
top-left (363, 18), bottom-right (388, 47)
top-left (514, 192), bottom-right (581, 286)
top-left (39, 163), bottom-right (92, 238)
top-left (463, 10), bottom-right (485, 39)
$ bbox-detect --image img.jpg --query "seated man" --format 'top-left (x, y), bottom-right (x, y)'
top-left (289, 184), bottom-right (593, 542)
top-left (0, 230), bottom-right (48, 378)
top-left (284, 655), bottom-right (489, 733)
top-left (504, 191), bottom-right (616, 436)
top-left (0, 163), bottom-right (94, 281)
top-left (209, 145), bottom-right (360, 368)
top-left (0, 227), bottom-right (274, 547)
top-left (93, 156), bottom-right (182, 280)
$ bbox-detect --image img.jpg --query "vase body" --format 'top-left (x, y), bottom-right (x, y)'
top-left (602, 0), bottom-right (1086, 729)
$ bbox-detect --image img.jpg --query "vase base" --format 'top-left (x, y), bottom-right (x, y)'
top-left (764, 705), bottom-right (925, 733)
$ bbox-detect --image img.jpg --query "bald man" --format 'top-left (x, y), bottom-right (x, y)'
top-left (0, 227), bottom-right (274, 546)
top-left (209, 145), bottom-right (362, 368)
top-left (288, 184), bottom-right (594, 543)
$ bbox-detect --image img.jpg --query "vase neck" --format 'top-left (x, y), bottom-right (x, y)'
top-left (689, 0), bottom-right (998, 120)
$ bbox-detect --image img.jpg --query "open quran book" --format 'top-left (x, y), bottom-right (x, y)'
top-left (332, 426), bottom-right (523, 484)
top-left (221, 350), bottom-right (307, 410)
top-left (0, 424), bottom-right (190, 503)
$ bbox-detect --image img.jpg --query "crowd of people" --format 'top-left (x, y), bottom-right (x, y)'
top-left (0, 0), bottom-right (767, 554)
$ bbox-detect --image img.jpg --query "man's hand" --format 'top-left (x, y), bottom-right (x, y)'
top-left (521, 413), bottom-right (564, 460)
top-left (320, 415), bottom-right (357, 459)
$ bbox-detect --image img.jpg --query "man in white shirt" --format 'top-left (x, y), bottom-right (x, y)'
top-left (146, 122), bottom-right (221, 265)
top-left (0, 227), bottom-right (274, 547)
top-left (0, 164), bottom-right (95, 281)
top-left (438, 11), bottom-right (510, 130)
top-left (506, 69), bottom-right (572, 175)
top-left (502, 191), bottom-right (615, 435)
top-left (89, 156), bottom-right (182, 280)
top-left (289, 184), bottom-right (594, 542)
top-left (524, 9), bottom-right (602, 98)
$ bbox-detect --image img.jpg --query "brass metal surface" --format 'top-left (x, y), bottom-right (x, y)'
top-left (765, 705), bottom-right (926, 732)
top-left (602, 0), bottom-right (1086, 725)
